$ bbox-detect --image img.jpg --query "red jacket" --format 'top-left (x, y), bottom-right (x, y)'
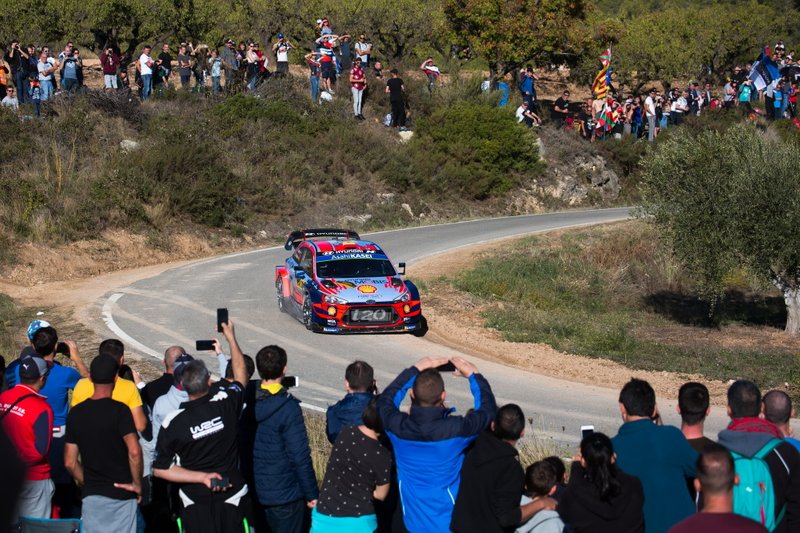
top-left (0, 384), bottom-right (53, 480)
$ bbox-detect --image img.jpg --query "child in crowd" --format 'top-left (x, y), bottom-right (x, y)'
top-left (516, 461), bottom-right (565, 533)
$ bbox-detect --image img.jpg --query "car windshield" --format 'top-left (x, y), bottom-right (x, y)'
top-left (317, 258), bottom-right (396, 278)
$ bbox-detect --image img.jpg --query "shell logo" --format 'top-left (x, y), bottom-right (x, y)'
top-left (357, 285), bottom-right (377, 294)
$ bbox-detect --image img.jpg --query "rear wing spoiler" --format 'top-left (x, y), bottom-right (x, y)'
top-left (284, 228), bottom-right (361, 250)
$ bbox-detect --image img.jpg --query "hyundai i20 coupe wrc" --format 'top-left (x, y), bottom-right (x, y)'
top-left (275, 229), bottom-right (422, 333)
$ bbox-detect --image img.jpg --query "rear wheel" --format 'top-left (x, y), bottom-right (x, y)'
top-left (276, 279), bottom-right (286, 313)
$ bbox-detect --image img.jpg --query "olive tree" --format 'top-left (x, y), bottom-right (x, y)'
top-left (639, 124), bottom-right (800, 335)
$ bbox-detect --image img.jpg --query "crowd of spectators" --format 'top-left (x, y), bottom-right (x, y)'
top-left (1, 313), bottom-right (798, 533)
top-left (0, 17), bottom-right (421, 129)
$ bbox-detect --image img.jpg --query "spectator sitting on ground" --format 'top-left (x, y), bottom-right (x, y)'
top-left (718, 380), bottom-right (800, 532)
top-left (669, 443), bottom-right (768, 533)
top-left (763, 390), bottom-right (800, 452)
top-left (516, 100), bottom-right (541, 127)
top-left (559, 432), bottom-right (645, 533)
top-left (326, 360), bottom-right (376, 444)
top-left (71, 339), bottom-right (147, 433)
top-left (152, 319), bottom-right (250, 532)
top-left (311, 398), bottom-right (392, 532)
top-left (612, 378), bottom-right (698, 533)
top-left (516, 460), bottom-right (565, 533)
top-left (0, 356), bottom-right (54, 524)
top-left (452, 404), bottom-right (557, 533)
top-left (141, 345), bottom-right (183, 410)
top-left (377, 356), bottom-right (497, 533)
top-left (678, 382), bottom-right (716, 453)
top-left (250, 344), bottom-right (319, 533)
top-left (65, 354), bottom-right (142, 533)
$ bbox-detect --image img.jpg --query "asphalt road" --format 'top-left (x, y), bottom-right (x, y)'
top-left (98, 208), bottom-right (732, 447)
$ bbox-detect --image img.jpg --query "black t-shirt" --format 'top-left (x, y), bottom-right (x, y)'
top-left (158, 52), bottom-right (172, 73)
top-left (153, 382), bottom-right (245, 499)
top-left (387, 77), bottom-right (404, 102)
top-left (553, 97), bottom-right (569, 118)
top-left (317, 426), bottom-right (392, 517)
top-left (65, 398), bottom-right (137, 500)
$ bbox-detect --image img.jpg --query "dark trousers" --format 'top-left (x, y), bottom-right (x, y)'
top-left (390, 99), bottom-right (405, 127)
top-left (14, 71), bottom-right (28, 104)
top-left (263, 499), bottom-right (307, 533)
top-left (50, 434), bottom-right (82, 518)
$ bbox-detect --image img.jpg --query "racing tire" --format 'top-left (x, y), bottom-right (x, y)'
top-left (302, 297), bottom-right (319, 332)
top-left (276, 279), bottom-right (286, 313)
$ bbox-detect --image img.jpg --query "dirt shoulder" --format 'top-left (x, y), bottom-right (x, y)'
top-left (407, 229), bottom-right (735, 406)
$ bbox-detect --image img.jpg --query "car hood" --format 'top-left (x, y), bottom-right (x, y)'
top-left (321, 277), bottom-right (405, 303)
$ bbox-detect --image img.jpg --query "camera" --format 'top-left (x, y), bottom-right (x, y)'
top-left (56, 342), bottom-right (70, 355)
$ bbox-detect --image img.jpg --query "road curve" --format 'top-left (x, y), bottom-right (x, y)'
top-left (98, 208), bottom-right (730, 446)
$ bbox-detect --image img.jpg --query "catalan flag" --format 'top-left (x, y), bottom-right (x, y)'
top-left (592, 48), bottom-right (612, 99)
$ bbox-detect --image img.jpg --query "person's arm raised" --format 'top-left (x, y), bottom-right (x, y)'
top-left (221, 319), bottom-right (246, 386)
top-left (64, 340), bottom-right (89, 378)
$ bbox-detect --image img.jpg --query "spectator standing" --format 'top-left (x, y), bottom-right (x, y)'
top-left (0, 356), bottom-right (54, 523)
top-left (304, 52), bottom-right (322, 102)
top-left (30, 79), bottom-right (42, 116)
top-left (177, 44), bottom-right (192, 88)
top-left (678, 382), bottom-right (716, 453)
top-left (209, 49), bottom-right (222, 94)
top-left (372, 61), bottom-right (383, 80)
top-left (156, 43), bottom-right (173, 90)
top-left (326, 360), bottom-right (376, 444)
top-left (420, 57), bottom-right (440, 93)
top-left (151, 353), bottom-right (194, 445)
top-left (669, 444), bottom-right (768, 533)
top-left (612, 378), bottom-right (698, 533)
top-left (64, 354), bottom-right (142, 533)
top-left (153, 320), bottom-right (250, 532)
top-left (220, 39), bottom-right (238, 91)
top-left (354, 35), bottom-right (372, 68)
top-left (60, 47), bottom-right (79, 93)
top-left (350, 58), bottom-right (366, 120)
top-left (377, 356), bottom-right (497, 533)
top-left (245, 42), bottom-right (260, 91)
top-left (645, 88), bottom-right (657, 142)
top-left (37, 50), bottom-right (56, 101)
top-left (338, 35), bottom-right (353, 71)
top-left (386, 69), bottom-right (406, 130)
top-left (311, 399), bottom-right (391, 532)
top-left (774, 80), bottom-right (785, 120)
top-left (672, 90), bottom-right (689, 125)
top-left (738, 80), bottom-right (753, 115)
top-left (141, 345), bottom-right (183, 411)
top-left (2, 87), bottom-right (19, 111)
top-left (552, 91), bottom-right (570, 127)
top-left (317, 36), bottom-right (338, 94)
top-left (139, 45), bottom-right (154, 100)
top-left (71, 339), bottom-right (147, 433)
top-left (7, 40), bottom-right (29, 104)
top-left (100, 46), bottom-right (120, 91)
top-left (272, 34), bottom-right (293, 77)
top-left (717, 380), bottom-right (800, 532)
top-left (762, 390), bottom-right (800, 452)
top-left (250, 344), bottom-right (319, 533)
top-left (516, 461), bottom-right (565, 533)
top-left (451, 404), bottom-right (557, 533)
top-left (724, 78), bottom-right (736, 109)
top-left (559, 432), bottom-right (645, 533)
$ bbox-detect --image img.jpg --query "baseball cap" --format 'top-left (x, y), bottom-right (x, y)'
top-left (173, 353), bottom-right (195, 385)
top-left (27, 320), bottom-right (51, 341)
top-left (90, 354), bottom-right (119, 384)
top-left (278, 33), bottom-right (284, 39)
top-left (19, 356), bottom-right (50, 380)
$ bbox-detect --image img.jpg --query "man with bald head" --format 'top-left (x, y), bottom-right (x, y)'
top-left (141, 345), bottom-right (184, 410)
top-left (763, 390), bottom-right (800, 453)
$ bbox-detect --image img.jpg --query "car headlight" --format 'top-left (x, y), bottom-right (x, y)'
top-left (394, 292), bottom-right (411, 302)
top-left (324, 294), bottom-right (347, 305)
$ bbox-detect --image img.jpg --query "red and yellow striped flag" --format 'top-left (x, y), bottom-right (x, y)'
top-left (591, 48), bottom-right (612, 99)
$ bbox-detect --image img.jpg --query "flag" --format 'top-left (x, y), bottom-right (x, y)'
top-left (592, 48), bottom-right (612, 99)
top-left (749, 47), bottom-right (781, 92)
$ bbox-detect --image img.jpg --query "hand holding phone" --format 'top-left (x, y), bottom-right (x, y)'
top-left (195, 340), bottom-right (215, 351)
top-left (209, 476), bottom-right (230, 491)
top-left (216, 308), bottom-right (229, 333)
top-left (435, 362), bottom-right (456, 373)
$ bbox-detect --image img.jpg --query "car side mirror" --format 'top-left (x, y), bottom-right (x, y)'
top-left (398, 262), bottom-right (406, 275)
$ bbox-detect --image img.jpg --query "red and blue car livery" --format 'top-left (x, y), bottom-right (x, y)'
top-left (275, 229), bottom-right (422, 333)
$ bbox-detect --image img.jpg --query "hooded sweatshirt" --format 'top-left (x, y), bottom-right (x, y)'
top-left (718, 420), bottom-right (800, 533)
top-left (559, 461), bottom-right (644, 533)
top-left (451, 430), bottom-right (525, 532)
top-left (516, 495), bottom-right (564, 533)
top-left (252, 386), bottom-right (318, 506)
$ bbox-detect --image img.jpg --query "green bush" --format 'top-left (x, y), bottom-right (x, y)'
top-left (385, 100), bottom-right (543, 200)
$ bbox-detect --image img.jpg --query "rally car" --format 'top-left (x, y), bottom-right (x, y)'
top-left (275, 229), bottom-right (422, 333)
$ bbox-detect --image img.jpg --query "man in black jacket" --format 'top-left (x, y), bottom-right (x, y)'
top-left (451, 404), bottom-right (556, 533)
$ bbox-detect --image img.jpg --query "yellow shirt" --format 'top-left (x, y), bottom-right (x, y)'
top-left (71, 377), bottom-right (143, 409)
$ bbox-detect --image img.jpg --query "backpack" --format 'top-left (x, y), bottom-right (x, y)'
top-left (731, 438), bottom-right (787, 531)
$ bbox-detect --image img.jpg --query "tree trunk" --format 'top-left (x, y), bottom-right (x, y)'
top-left (783, 288), bottom-right (800, 336)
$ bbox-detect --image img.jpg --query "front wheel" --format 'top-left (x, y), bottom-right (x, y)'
top-left (302, 297), bottom-right (317, 331)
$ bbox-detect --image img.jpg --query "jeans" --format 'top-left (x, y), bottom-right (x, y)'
top-left (248, 74), bottom-right (258, 91)
top-left (14, 71), bottom-right (28, 103)
top-left (40, 79), bottom-right (53, 100)
top-left (264, 499), bottom-right (306, 533)
top-left (647, 115), bottom-right (656, 142)
top-left (352, 87), bottom-right (363, 115)
top-left (62, 78), bottom-right (78, 92)
top-left (212, 76), bottom-right (221, 94)
top-left (104, 74), bottom-right (118, 89)
top-left (180, 73), bottom-right (191, 87)
top-left (310, 75), bottom-right (320, 102)
top-left (141, 74), bottom-right (152, 99)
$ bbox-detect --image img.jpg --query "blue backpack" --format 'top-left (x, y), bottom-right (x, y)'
top-left (731, 439), bottom-right (787, 531)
